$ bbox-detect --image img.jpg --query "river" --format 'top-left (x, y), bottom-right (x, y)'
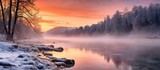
top-left (43, 37), bottom-right (160, 70)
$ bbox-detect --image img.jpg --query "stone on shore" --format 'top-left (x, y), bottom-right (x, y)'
top-left (21, 65), bottom-right (38, 70)
top-left (53, 47), bottom-right (64, 52)
top-left (0, 61), bottom-right (15, 66)
top-left (47, 55), bottom-right (75, 68)
top-left (18, 53), bottom-right (30, 58)
top-left (43, 52), bottom-right (52, 56)
top-left (36, 64), bottom-right (45, 69)
top-left (55, 62), bottom-right (66, 67)
top-left (34, 45), bottom-right (54, 51)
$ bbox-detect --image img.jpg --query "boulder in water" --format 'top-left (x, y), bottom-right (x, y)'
top-left (35, 45), bottom-right (54, 51)
top-left (64, 59), bottom-right (75, 68)
top-left (55, 62), bottom-right (66, 67)
top-left (53, 47), bottom-right (64, 52)
top-left (43, 52), bottom-right (52, 56)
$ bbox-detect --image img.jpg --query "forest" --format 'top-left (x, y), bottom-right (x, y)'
top-left (46, 3), bottom-right (160, 37)
top-left (0, 0), bottom-right (159, 70)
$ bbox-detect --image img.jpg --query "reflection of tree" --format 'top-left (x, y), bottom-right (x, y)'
top-left (104, 52), bottom-right (110, 62)
top-left (111, 54), bottom-right (122, 68)
top-left (69, 42), bottom-right (160, 70)
top-left (70, 42), bottom-right (129, 68)
top-left (132, 47), bottom-right (160, 70)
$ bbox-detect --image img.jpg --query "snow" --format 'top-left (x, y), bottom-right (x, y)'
top-left (0, 52), bottom-right (18, 58)
top-left (34, 45), bottom-right (54, 51)
top-left (0, 60), bottom-right (15, 66)
top-left (0, 41), bottom-right (74, 70)
top-left (0, 42), bottom-right (58, 70)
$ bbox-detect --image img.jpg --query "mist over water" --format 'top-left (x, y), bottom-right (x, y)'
top-left (44, 35), bottom-right (160, 46)
top-left (43, 35), bottom-right (160, 70)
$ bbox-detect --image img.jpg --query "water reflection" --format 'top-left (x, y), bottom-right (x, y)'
top-left (17, 37), bottom-right (160, 70)
top-left (131, 47), bottom-right (160, 70)
top-left (50, 42), bottom-right (134, 70)
top-left (42, 39), bottom-right (160, 70)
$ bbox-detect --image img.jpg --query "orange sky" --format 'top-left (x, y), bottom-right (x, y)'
top-left (35, 0), bottom-right (160, 32)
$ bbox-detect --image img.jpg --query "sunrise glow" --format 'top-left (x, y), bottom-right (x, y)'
top-left (35, 0), bottom-right (160, 32)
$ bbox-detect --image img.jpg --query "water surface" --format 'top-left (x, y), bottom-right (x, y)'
top-left (20, 37), bottom-right (160, 70)
top-left (47, 38), bottom-right (160, 70)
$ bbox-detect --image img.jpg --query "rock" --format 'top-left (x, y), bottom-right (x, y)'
top-left (54, 59), bottom-right (75, 68)
top-left (48, 57), bottom-right (66, 62)
top-left (64, 59), bottom-right (75, 64)
top-left (12, 45), bottom-right (19, 48)
top-left (36, 45), bottom-right (54, 51)
top-left (31, 48), bottom-right (39, 52)
top-left (8, 45), bottom-right (21, 52)
top-left (22, 57), bottom-right (29, 61)
top-left (18, 55), bottom-right (24, 58)
top-left (53, 47), bottom-right (64, 52)
top-left (50, 45), bottom-right (54, 48)
top-left (53, 58), bottom-right (67, 62)
top-left (47, 56), bottom-right (58, 62)
top-left (21, 65), bottom-right (38, 70)
top-left (36, 64), bottom-right (44, 69)
top-left (22, 60), bottom-right (35, 65)
top-left (48, 56), bottom-right (75, 68)
top-left (64, 59), bottom-right (75, 67)
top-left (54, 62), bottom-right (66, 67)
top-left (0, 61), bottom-right (15, 66)
top-left (43, 52), bottom-right (52, 56)
top-left (18, 53), bottom-right (30, 58)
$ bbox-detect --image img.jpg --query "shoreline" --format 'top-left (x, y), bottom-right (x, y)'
top-left (0, 41), bottom-right (74, 70)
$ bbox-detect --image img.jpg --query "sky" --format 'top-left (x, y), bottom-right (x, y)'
top-left (35, 0), bottom-right (160, 32)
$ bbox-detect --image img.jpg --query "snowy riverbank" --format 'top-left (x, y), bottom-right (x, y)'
top-left (0, 42), bottom-right (74, 70)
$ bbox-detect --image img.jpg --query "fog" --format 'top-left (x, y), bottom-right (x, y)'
top-left (43, 35), bottom-right (160, 70)
top-left (44, 35), bottom-right (160, 47)
top-left (15, 34), bottom-right (160, 70)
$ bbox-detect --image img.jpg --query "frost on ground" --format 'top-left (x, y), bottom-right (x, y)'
top-left (0, 42), bottom-right (58, 70)
top-left (0, 34), bottom-right (6, 41)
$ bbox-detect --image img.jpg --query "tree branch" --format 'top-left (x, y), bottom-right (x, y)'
top-left (18, 16), bottom-right (42, 37)
top-left (12, 0), bottom-right (20, 36)
top-left (8, 0), bottom-right (12, 35)
top-left (0, 0), bottom-right (7, 34)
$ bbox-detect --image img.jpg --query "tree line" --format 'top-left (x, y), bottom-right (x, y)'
top-left (63, 3), bottom-right (160, 36)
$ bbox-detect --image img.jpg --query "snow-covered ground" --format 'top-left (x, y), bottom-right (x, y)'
top-left (0, 34), bottom-right (6, 41)
top-left (0, 42), bottom-right (58, 70)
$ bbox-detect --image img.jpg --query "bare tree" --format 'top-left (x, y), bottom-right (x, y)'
top-left (0, 0), bottom-right (7, 34)
top-left (0, 0), bottom-right (41, 41)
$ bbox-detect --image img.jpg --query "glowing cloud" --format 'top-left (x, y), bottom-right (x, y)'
top-left (35, 0), bottom-right (160, 32)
